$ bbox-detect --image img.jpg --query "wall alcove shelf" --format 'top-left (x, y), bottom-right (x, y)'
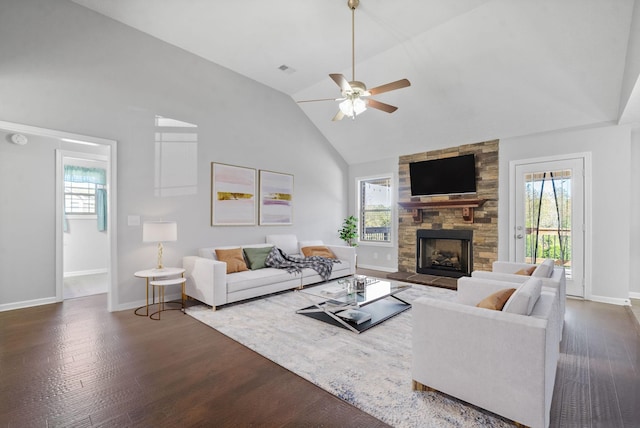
top-left (398, 199), bottom-right (487, 223)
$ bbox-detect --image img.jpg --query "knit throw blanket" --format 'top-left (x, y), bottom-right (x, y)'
top-left (265, 247), bottom-right (341, 281)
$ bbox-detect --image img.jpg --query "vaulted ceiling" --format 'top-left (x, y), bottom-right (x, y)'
top-left (71, 0), bottom-right (640, 164)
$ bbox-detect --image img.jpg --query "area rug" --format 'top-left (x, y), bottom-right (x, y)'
top-left (186, 283), bottom-right (511, 428)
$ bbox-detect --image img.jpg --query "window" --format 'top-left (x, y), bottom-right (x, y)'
top-left (358, 176), bottom-right (392, 243)
top-left (63, 165), bottom-right (108, 231)
top-left (64, 181), bottom-right (104, 214)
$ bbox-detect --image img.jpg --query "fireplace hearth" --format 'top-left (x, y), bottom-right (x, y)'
top-left (416, 229), bottom-right (473, 278)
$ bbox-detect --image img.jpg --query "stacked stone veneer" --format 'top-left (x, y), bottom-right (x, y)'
top-left (397, 140), bottom-right (499, 274)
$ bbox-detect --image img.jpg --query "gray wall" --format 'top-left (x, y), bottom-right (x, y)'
top-left (0, 0), bottom-right (348, 310)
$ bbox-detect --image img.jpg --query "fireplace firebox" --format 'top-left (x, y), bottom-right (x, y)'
top-left (416, 229), bottom-right (473, 278)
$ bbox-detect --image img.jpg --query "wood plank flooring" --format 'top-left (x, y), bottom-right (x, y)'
top-left (1, 290), bottom-right (639, 427)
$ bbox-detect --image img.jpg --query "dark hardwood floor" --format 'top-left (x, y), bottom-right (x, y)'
top-left (1, 288), bottom-right (639, 427)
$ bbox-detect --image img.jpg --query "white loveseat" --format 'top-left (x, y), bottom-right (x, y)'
top-left (412, 276), bottom-right (560, 428)
top-left (182, 234), bottom-right (356, 310)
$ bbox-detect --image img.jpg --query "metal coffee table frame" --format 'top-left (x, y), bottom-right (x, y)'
top-left (296, 277), bottom-right (411, 333)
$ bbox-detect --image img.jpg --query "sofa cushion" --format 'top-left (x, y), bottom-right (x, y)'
top-left (266, 234), bottom-right (299, 256)
top-left (476, 288), bottom-right (517, 310)
top-left (503, 277), bottom-right (542, 315)
top-left (226, 268), bottom-right (300, 293)
top-left (215, 248), bottom-right (249, 274)
top-left (243, 246), bottom-right (273, 270)
top-left (532, 259), bottom-right (554, 278)
top-left (301, 245), bottom-right (336, 259)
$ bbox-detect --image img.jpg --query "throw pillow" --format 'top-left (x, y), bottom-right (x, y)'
top-left (476, 288), bottom-right (517, 310)
top-left (514, 265), bottom-right (536, 276)
top-left (502, 277), bottom-right (542, 315)
top-left (243, 246), bottom-right (273, 270)
top-left (215, 248), bottom-right (249, 274)
top-left (301, 245), bottom-right (336, 259)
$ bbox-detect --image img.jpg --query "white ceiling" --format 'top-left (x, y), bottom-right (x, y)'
top-left (71, 0), bottom-right (640, 164)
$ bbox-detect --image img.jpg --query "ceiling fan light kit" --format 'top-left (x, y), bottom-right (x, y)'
top-left (298, 0), bottom-right (410, 121)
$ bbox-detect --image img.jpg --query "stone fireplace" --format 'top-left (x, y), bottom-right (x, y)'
top-left (396, 140), bottom-right (499, 279)
top-left (417, 229), bottom-right (473, 278)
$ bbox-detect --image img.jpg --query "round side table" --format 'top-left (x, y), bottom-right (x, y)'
top-left (149, 277), bottom-right (187, 320)
top-left (134, 267), bottom-right (185, 318)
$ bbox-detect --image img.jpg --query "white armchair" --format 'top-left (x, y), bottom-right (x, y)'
top-left (471, 259), bottom-right (566, 335)
top-left (412, 276), bottom-right (560, 428)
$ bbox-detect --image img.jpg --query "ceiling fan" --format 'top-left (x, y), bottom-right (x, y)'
top-left (298, 0), bottom-right (411, 121)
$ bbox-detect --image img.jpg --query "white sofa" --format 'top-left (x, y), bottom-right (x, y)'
top-left (412, 276), bottom-right (560, 428)
top-left (182, 234), bottom-right (356, 310)
top-left (471, 259), bottom-right (566, 334)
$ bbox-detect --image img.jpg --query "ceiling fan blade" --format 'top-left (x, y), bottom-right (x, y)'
top-left (329, 74), bottom-right (352, 93)
top-left (297, 98), bottom-right (339, 103)
top-left (367, 98), bottom-right (398, 113)
top-left (332, 110), bottom-right (345, 121)
top-left (367, 79), bottom-right (411, 96)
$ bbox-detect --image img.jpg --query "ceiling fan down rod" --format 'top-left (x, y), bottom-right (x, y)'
top-left (348, 0), bottom-right (359, 82)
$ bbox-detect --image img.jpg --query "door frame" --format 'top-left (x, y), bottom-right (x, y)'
top-left (508, 152), bottom-right (592, 300)
top-left (0, 120), bottom-right (118, 312)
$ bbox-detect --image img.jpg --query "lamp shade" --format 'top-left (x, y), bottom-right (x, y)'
top-left (143, 221), bottom-right (177, 243)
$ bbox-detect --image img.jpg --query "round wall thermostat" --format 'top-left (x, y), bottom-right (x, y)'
top-left (10, 133), bottom-right (28, 145)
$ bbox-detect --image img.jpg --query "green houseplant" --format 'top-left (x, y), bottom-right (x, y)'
top-left (338, 215), bottom-right (359, 247)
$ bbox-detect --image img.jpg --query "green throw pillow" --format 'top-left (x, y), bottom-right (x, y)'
top-left (243, 246), bottom-right (273, 270)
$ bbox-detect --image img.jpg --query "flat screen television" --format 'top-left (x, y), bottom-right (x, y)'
top-left (409, 154), bottom-right (477, 196)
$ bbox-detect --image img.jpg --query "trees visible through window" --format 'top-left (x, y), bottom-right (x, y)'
top-left (359, 176), bottom-right (392, 243)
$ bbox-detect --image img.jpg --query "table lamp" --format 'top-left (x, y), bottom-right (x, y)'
top-left (143, 221), bottom-right (177, 270)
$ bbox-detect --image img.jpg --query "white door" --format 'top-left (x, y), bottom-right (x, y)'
top-left (513, 157), bottom-right (585, 297)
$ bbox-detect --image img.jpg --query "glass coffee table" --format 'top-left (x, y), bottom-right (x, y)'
top-left (296, 276), bottom-right (411, 333)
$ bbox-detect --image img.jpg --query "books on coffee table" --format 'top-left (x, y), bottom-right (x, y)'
top-left (336, 309), bottom-right (372, 325)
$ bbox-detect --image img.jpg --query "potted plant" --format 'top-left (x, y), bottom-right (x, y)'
top-left (338, 215), bottom-right (359, 247)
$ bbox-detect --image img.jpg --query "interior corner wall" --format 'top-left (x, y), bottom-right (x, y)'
top-left (0, 0), bottom-right (348, 310)
top-left (348, 157), bottom-right (399, 271)
top-left (630, 129), bottom-right (640, 297)
top-left (499, 124), bottom-right (632, 302)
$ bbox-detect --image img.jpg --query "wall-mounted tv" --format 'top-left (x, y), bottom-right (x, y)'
top-left (409, 154), bottom-right (477, 196)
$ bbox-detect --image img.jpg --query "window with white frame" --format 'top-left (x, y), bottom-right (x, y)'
top-left (64, 181), bottom-right (101, 214)
top-left (358, 176), bottom-right (392, 243)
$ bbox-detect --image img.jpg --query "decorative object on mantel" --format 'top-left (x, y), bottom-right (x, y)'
top-left (398, 199), bottom-right (487, 223)
top-left (338, 215), bottom-right (359, 246)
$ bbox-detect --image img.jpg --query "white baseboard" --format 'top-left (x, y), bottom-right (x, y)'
top-left (357, 264), bottom-right (397, 273)
top-left (629, 292), bottom-right (640, 300)
top-left (588, 294), bottom-right (631, 306)
top-left (64, 268), bottom-right (108, 278)
top-left (0, 296), bottom-right (58, 312)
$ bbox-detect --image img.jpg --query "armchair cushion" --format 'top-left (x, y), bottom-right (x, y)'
top-left (532, 259), bottom-right (555, 278)
top-left (515, 266), bottom-right (536, 276)
top-left (476, 288), bottom-right (516, 310)
top-left (503, 277), bottom-right (542, 315)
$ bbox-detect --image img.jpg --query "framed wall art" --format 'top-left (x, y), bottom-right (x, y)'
top-left (211, 163), bottom-right (257, 226)
top-left (259, 170), bottom-right (294, 225)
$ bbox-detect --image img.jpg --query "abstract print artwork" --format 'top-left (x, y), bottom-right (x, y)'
top-left (259, 170), bottom-right (293, 225)
top-left (211, 163), bottom-right (257, 226)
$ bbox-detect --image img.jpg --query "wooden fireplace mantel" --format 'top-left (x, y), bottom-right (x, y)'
top-left (398, 199), bottom-right (487, 223)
